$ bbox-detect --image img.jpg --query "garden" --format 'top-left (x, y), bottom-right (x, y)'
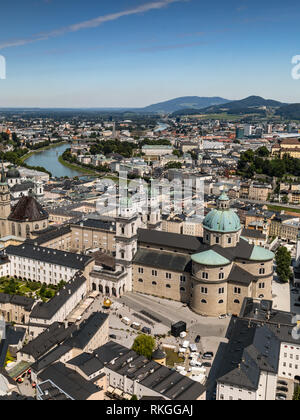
top-left (0, 277), bottom-right (66, 302)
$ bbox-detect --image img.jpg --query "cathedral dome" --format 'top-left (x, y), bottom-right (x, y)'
top-left (203, 193), bottom-right (241, 233)
top-left (7, 168), bottom-right (20, 179)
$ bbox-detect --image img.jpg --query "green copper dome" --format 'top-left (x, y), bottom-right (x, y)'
top-left (203, 208), bottom-right (241, 233)
top-left (250, 246), bottom-right (274, 261)
top-left (203, 193), bottom-right (241, 233)
top-left (191, 250), bottom-right (230, 266)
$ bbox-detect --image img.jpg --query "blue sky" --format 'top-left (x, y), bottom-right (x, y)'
top-left (0, 0), bottom-right (300, 107)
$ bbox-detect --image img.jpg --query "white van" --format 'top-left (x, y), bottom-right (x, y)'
top-left (182, 340), bottom-right (189, 349)
top-left (121, 317), bottom-right (131, 326)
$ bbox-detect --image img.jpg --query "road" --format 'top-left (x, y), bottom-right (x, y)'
top-left (235, 198), bottom-right (300, 211)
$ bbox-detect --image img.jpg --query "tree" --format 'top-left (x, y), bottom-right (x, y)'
top-left (165, 161), bottom-right (182, 170)
top-left (132, 334), bottom-right (155, 359)
top-left (293, 386), bottom-right (300, 400)
top-left (275, 246), bottom-right (292, 283)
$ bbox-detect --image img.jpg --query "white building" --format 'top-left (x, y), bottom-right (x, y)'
top-left (5, 244), bottom-right (94, 286)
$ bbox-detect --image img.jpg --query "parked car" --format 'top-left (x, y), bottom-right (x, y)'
top-left (142, 327), bottom-right (152, 334)
top-left (277, 386), bottom-right (288, 393)
top-left (202, 362), bottom-right (212, 368)
top-left (277, 380), bottom-right (288, 386)
top-left (203, 352), bottom-right (214, 359)
top-left (195, 335), bottom-right (201, 343)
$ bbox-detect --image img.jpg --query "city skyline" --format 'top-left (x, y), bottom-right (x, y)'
top-left (0, 0), bottom-right (300, 107)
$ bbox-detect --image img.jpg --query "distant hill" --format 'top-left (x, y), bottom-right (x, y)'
top-left (138, 96), bottom-right (230, 114)
top-left (276, 103), bottom-right (300, 120)
top-left (172, 96), bottom-right (286, 116)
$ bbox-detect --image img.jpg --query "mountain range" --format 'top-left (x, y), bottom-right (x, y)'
top-left (137, 96), bottom-right (230, 113)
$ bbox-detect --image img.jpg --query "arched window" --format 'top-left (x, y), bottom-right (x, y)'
top-left (201, 299), bottom-right (207, 304)
top-left (218, 299), bottom-right (224, 304)
top-left (166, 284), bottom-right (171, 288)
top-left (152, 281), bottom-right (157, 285)
top-left (180, 287), bottom-right (185, 292)
top-left (234, 299), bottom-right (240, 304)
top-left (259, 294), bottom-right (264, 299)
top-left (138, 279), bottom-right (143, 283)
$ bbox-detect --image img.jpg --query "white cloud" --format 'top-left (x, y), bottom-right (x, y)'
top-left (0, 0), bottom-right (187, 50)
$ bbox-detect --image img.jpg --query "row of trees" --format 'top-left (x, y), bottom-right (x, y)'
top-left (275, 247), bottom-right (293, 283)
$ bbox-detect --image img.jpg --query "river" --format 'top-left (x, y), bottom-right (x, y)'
top-left (25, 143), bottom-right (84, 178)
top-left (154, 122), bottom-right (170, 132)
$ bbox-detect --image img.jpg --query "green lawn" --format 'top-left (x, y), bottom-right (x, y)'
top-left (267, 205), bottom-right (300, 215)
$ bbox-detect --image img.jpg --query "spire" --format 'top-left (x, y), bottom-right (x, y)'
top-left (0, 161), bottom-right (6, 184)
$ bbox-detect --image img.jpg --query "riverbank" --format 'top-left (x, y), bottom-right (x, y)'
top-left (21, 141), bottom-right (68, 163)
top-left (58, 155), bottom-right (101, 176)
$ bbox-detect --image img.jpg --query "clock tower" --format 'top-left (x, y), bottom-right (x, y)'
top-left (0, 165), bottom-right (11, 237)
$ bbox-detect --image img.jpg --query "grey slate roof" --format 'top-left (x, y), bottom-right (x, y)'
top-left (138, 228), bottom-right (203, 253)
top-left (66, 312), bottom-right (108, 350)
top-left (28, 225), bottom-right (72, 245)
top-left (6, 243), bottom-right (93, 270)
top-left (227, 265), bottom-right (256, 286)
top-left (0, 293), bottom-right (34, 311)
top-left (242, 228), bottom-right (266, 240)
top-left (133, 249), bottom-right (192, 272)
top-left (20, 323), bottom-right (77, 360)
top-left (74, 218), bottom-right (116, 232)
top-left (30, 275), bottom-right (86, 321)
top-left (38, 362), bottom-right (101, 400)
top-left (105, 345), bottom-right (206, 400)
top-left (218, 318), bottom-right (280, 390)
top-left (67, 352), bottom-right (104, 376)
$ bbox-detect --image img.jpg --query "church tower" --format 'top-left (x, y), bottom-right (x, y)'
top-left (115, 196), bottom-right (139, 292)
top-left (0, 165), bottom-right (11, 237)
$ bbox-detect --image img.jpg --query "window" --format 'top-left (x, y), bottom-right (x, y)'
top-left (180, 275), bottom-right (186, 282)
top-left (218, 287), bottom-right (224, 294)
top-left (138, 278), bottom-right (143, 283)
top-left (152, 270), bottom-right (158, 277)
top-left (138, 267), bottom-right (144, 274)
top-left (234, 299), bottom-right (240, 304)
top-left (234, 287), bottom-right (241, 294)
top-left (259, 283), bottom-right (265, 289)
top-left (215, 237), bottom-right (220, 244)
top-left (218, 300), bottom-right (224, 304)
top-left (152, 281), bottom-right (157, 286)
top-left (166, 273), bottom-right (172, 279)
top-left (201, 287), bottom-right (208, 294)
top-left (228, 237), bottom-right (232, 244)
top-left (180, 287), bottom-right (185, 292)
top-left (201, 299), bottom-right (207, 304)
top-left (219, 273), bottom-right (224, 280)
top-left (202, 272), bottom-right (208, 280)
top-left (259, 268), bottom-right (265, 275)
top-left (166, 284), bottom-right (171, 289)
